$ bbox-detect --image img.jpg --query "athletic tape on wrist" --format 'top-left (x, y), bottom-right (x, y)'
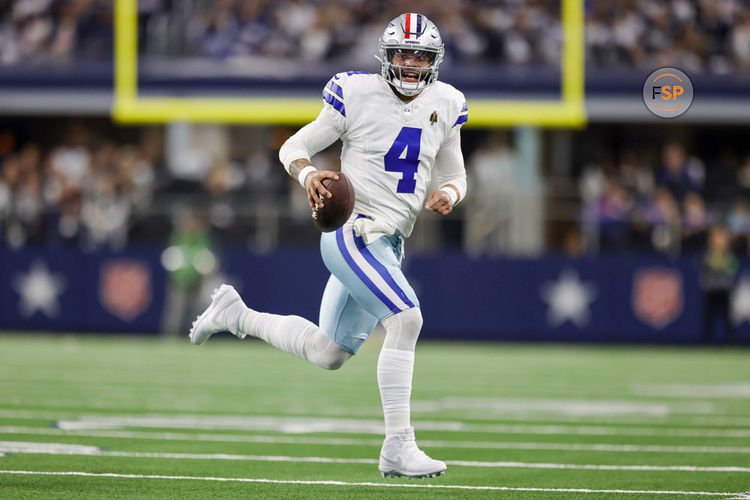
top-left (298, 166), bottom-right (317, 188)
top-left (440, 186), bottom-right (458, 205)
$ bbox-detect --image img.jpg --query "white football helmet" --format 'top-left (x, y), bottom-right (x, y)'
top-left (377, 13), bottom-right (444, 97)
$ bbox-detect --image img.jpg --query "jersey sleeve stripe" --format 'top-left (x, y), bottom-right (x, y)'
top-left (461, 102), bottom-right (468, 112)
top-left (323, 87), bottom-right (344, 104)
top-left (453, 114), bottom-right (468, 127)
top-left (322, 91), bottom-right (346, 117)
top-left (326, 80), bottom-right (344, 99)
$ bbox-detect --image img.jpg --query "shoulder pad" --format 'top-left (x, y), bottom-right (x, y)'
top-left (322, 73), bottom-right (349, 118)
top-left (322, 72), bottom-right (371, 117)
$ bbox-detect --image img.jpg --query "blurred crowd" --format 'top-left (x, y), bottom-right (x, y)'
top-left (4, 119), bottom-right (749, 258)
top-left (172, 0), bottom-right (750, 72)
top-left (2, 0), bottom-right (750, 73)
top-left (0, 123), bottom-right (160, 250)
top-left (0, 120), bottom-right (305, 252)
top-left (0, 0), bottom-right (112, 64)
top-left (580, 142), bottom-right (750, 255)
top-left (588, 0), bottom-right (750, 73)
top-left (186, 0), bottom-right (560, 67)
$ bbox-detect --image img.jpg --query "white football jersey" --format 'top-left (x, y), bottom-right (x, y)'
top-left (321, 72), bottom-right (468, 237)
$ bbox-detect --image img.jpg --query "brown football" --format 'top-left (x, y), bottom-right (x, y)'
top-left (312, 173), bottom-right (355, 232)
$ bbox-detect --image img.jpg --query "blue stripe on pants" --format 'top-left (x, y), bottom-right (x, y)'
top-left (352, 229), bottom-right (415, 309)
top-left (335, 226), bottom-right (401, 314)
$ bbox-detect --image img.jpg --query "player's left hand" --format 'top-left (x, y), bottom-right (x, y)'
top-left (424, 190), bottom-right (453, 215)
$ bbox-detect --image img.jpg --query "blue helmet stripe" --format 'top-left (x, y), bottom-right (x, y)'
top-left (416, 14), bottom-right (422, 34)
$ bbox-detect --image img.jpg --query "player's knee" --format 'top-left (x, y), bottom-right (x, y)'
top-left (382, 307), bottom-right (423, 351)
top-left (306, 330), bottom-right (351, 370)
top-left (319, 347), bottom-right (350, 370)
top-left (313, 345), bottom-right (350, 370)
top-left (402, 307), bottom-right (423, 332)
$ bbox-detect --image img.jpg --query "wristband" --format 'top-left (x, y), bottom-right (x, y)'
top-left (440, 186), bottom-right (458, 205)
top-left (298, 166), bottom-right (317, 188)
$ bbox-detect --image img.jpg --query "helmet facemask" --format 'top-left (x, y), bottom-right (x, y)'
top-left (382, 48), bottom-right (441, 96)
top-left (377, 13), bottom-right (445, 97)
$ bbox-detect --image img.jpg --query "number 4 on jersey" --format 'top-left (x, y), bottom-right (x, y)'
top-left (384, 127), bottom-right (422, 194)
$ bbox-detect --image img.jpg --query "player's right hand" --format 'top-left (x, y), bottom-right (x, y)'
top-left (305, 170), bottom-right (340, 212)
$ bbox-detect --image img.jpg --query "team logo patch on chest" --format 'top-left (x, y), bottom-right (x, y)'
top-left (430, 111), bottom-right (438, 125)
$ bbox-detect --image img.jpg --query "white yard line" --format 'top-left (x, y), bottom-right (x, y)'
top-left (1, 441), bottom-right (748, 472)
top-left (2, 426), bottom-right (750, 454)
top-left (49, 415), bottom-right (750, 438)
top-left (3, 407), bottom-right (750, 428)
top-left (0, 470), bottom-right (739, 496)
top-left (412, 398), bottom-right (715, 417)
top-left (631, 383), bottom-right (750, 399)
top-left (446, 460), bottom-right (750, 472)
top-left (0, 441), bottom-right (100, 454)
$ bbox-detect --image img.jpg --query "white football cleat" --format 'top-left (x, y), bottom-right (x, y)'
top-left (189, 284), bottom-right (246, 345)
top-left (378, 427), bottom-right (446, 479)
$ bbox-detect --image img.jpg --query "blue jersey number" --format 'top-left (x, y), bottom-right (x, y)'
top-left (384, 127), bottom-right (422, 194)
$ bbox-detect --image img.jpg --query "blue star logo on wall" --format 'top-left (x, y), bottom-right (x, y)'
top-left (541, 269), bottom-right (597, 327)
top-left (13, 260), bottom-right (66, 318)
top-left (732, 274), bottom-right (750, 326)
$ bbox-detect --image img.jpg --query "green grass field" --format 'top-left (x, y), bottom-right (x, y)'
top-left (0, 333), bottom-right (748, 499)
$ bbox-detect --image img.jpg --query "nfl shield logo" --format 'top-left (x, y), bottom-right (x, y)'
top-left (632, 268), bottom-right (684, 329)
top-left (99, 260), bottom-right (152, 320)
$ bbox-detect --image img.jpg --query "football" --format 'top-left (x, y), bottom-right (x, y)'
top-left (312, 173), bottom-right (355, 232)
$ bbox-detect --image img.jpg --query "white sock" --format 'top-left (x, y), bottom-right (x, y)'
top-left (377, 347), bottom-right (414, 433)
top-left (378, 309), bottom-right (422, 435)
top-left (240, 310), bottom-right (317, 359)
top-left (239, 309), bottom-right (350, 369)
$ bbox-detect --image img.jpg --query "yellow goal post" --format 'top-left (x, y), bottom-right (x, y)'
top-left (113, 0), bottom-right (585, 127)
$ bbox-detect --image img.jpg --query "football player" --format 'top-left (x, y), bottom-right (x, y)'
top-left (190, 13), bottom-right (467, 479)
